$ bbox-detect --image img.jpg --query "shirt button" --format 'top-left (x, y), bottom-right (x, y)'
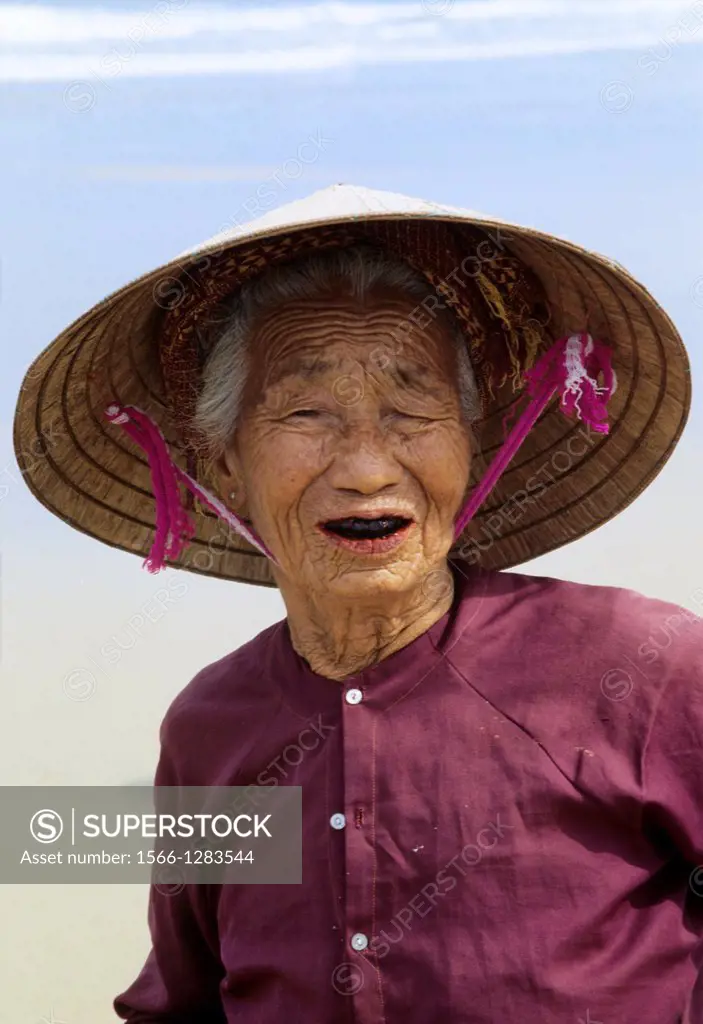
top-left (330, 813), bottom-right (346, 830)
top-left (345, 688), bottom-right (363, 705)
top-left (350, 932), bottom-right (368, 951)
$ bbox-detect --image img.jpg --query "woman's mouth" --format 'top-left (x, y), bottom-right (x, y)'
top-left (318, 515), bottom-right (414, 555)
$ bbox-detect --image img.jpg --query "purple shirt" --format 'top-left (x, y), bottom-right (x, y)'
top-left (114, 561), bottom-right (703, 1023)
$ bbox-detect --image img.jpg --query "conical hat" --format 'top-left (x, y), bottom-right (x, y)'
top-left (12, 184), bottom-right (690, 587)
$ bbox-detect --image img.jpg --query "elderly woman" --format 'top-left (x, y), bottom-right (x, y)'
top-left (14, 185), bottom-right (703, 1022)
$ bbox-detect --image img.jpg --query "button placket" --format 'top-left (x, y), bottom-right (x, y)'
top-left (341, 675), bottom-right (383, 1021)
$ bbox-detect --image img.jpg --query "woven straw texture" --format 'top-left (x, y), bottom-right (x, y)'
top-left (13, 186), bottom-right (691, 587)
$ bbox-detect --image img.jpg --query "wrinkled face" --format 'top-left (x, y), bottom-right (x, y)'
top-left (217, 282), bottom-right (473, 601)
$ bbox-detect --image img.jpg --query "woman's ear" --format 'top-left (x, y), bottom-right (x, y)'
top-left (214, 445), bottom-right (250, 518)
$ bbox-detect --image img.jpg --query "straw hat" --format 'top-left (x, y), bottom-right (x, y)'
top-left (13, 184), bottom-right (690, 587)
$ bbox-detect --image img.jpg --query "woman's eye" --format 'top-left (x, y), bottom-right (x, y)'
top-left (288, 409), bottom-right (321, 419)
top-left (391, 411), bottom-right (431, 422)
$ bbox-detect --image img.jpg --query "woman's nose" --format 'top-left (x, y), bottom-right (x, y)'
top-left (325, 421), bottom-right (403, 496)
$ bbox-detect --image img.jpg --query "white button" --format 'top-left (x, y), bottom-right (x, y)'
top-left (345, 688), bottom-right (363, 705)
top-left (350, 932), bottom-right (368, 951)
top-left (330, 813), bottom-right (346, 830)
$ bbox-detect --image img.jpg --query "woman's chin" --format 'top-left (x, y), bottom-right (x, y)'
top-left (312, 555), bottom-right (430, 601)
top-left (274, 532), bottom-right (449, 600)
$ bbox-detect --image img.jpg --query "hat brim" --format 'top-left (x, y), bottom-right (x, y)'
top-left (13, 187), bottom-right (690, 586)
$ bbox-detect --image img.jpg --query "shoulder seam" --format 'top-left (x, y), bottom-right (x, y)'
top-left (443, 652), bottom-right (642, 822)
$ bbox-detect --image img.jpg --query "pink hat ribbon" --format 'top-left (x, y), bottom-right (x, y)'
top-left (453, 331), bottom-right (616, 538)
top-left (105, 332), bottom-right (615, 573)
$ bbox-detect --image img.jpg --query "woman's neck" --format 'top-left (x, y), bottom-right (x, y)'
top-left (280, 563), bottom-right (455, 681)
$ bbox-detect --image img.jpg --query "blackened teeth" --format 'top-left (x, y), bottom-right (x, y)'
top-left (323, 516), bottom-right (411, 540)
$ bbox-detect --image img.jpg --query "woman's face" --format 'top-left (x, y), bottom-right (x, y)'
top-left (218, 282), bottom-right (473, 601)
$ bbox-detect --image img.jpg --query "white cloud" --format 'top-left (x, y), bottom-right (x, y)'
top-left (0, 0), bottom-right (702, 80)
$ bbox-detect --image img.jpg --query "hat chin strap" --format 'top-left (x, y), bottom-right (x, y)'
top-left (105, 333), bottom-right (615, 576)
top-left (104, 405), bottom-right (278, 572)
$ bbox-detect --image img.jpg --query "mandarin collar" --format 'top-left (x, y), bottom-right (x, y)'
top-left (266, 560), bottom-right (497, 716)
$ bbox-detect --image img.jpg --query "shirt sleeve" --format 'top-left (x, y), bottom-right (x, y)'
top-left (113, 714), bottom-right (227, 1023)
top-left (642, 624), bottom-right (703, 865)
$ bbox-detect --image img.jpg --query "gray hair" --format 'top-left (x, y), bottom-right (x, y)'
top-left (193, 245), bottom-right (481, 456)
